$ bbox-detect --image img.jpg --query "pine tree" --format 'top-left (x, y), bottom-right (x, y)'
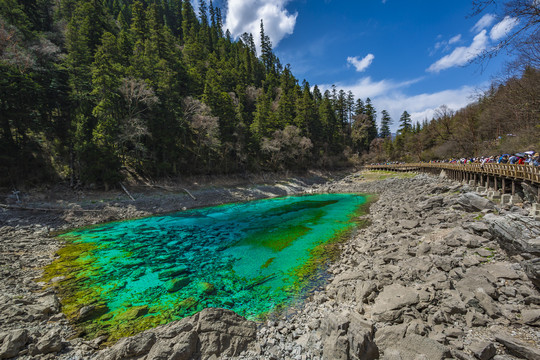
top-left (319, 90), bottom-right (339, 147)
top-left (277, 65), bottom-right (297, 127)
top-left (260, 19), bottom-right (274, 73)
top-left (379, 110), bottom-right (392, 138)
top-left (91, 32), bottom-right (123, 159)
top-left (182, 0), bottom-right (198, 43)
top-left (364, 98), bottom-right (378, 141)
top-left (251, 86), bottom-right (271, 140)
top-left (399, 110), bottom-right (412, 134)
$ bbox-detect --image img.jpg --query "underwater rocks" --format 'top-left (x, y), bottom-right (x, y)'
top-left (198, 282), bottom-right (216, 295)
top-left (167, 277), bottom-right (191, 293)
top-left (98, 308), bottom-right (256, 360)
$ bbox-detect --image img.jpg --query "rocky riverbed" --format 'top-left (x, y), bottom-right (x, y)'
top-left (1, 171), bottom-right (539, 359)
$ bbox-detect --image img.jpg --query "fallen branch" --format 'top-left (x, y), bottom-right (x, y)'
top-left (182, 188), bottom-right (197, 200)
top-left (119, 182), bottom-right (136, 201)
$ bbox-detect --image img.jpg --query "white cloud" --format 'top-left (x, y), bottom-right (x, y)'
top-left (347, 54), bottom-right (375, 72)
top-left (448, 34), bottom-right (461, 44)
top-left (319, 77), bottom-right (484, 132)
top-left (224, 0), bottom-right (298, 52)
top-left (471, 14), bottom-right (496, 32)
top-left (490, 16), bottom-right (519, 41)
top-left (427, 30), bottom-right (489, 73)
top-left (373, 85), bottom-right (481, 130)
top-left (431, 34), bottom-right (462, 56)
top-left (320, 76), bottom-right (421, 100)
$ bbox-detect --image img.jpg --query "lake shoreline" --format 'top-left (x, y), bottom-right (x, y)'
top-left (1, 170), bottom-right (539, 359)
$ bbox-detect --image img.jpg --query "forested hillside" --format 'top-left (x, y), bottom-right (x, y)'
top-left (0, 0), bottom-right (382, 187)
top-left (370, 67), bottom-right (540, 162)
top-left (1, 0), bottom-right (538, 188)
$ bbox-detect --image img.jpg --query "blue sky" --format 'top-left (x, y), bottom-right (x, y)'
top-left (213, 0), bottom-right (518, 132)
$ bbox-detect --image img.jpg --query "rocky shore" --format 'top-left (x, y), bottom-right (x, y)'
top-left (1, 171), bottom-right (539, 359)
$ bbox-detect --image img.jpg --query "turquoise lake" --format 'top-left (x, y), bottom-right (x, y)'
top-left (45, 193), bottom-right (368, 340)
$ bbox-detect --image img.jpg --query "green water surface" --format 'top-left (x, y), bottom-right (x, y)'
top-left (43, 193), bottom-right (369, 341)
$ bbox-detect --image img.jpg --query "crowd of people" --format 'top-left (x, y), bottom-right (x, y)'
top-left (370, 151), bottom-right (540, 167)
top-left (432, 151), bottom-right (540, 166)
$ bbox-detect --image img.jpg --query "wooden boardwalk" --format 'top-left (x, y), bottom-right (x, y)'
top-left (365, 163), bottom-right (540, 197)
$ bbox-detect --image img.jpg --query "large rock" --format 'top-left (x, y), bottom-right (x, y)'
top-left (469, 341), bottom-right (497, 360)
top-left (522, 258), bottom-right (540, 290)
top-left (484, 213), bottom-right (540, 289)
top-left (320, 311), bottom-right (378, 360)
top-left (496, 334), bottom-right (540, 360)
top-left (0, 329), bottom-right (28, 359)
top-left (34, 329), bottom-right (63, 355)
top-left (457, 193), bottom-right (495, 212)
top-left (383, 334), bottom-right (451, 360)
top-left (455, 267), bottom-right (497, 300)
top-left (483, 213), bottom-right (540, 256)
top-left (101, 333), bottom-right (157, 360)
top-left (99, 308), bottom-right (256, 360)
top-left (372, 284), bottom-right (419, 322)
top-left (195, 307), bottom-right (256, 357)
top-left (520, 309), bottom-right (540, 326)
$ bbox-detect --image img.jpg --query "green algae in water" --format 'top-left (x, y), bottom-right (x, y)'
top-left (44, 193), bottom-right (369, 341)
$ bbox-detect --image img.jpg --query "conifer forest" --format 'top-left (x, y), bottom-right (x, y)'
top-left (0, 0), bottom-right (538, 187)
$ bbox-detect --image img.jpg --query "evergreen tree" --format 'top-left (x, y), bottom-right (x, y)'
top-left (379, 110), bottom-right (392, 138)
top-left (295, 81), bottom-right (318, 137)
top-left (277, 65), bottom-right (297, 127)
top-left (364, 98), bottom-right (378, 141)
top-left (399, 110), bottom-right (412, 134)
top-left (319, 90), bottom-right (339, 147)
top-left (181, 0), bottom-right (198, 43)
top-left (259, 19), bottom-right (274, 73)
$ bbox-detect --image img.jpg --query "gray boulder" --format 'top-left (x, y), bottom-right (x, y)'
top-left (372, 284), bottom-right (419, 322)
top-left (0, 329), bottom-right (28, 359)
top-left (522, 258), bottom-right (540, 290)
top-left (34, 329), bottom-right (63, 355)
top-left (484, 213), bottom-right (540, 289)
top-left (483, 213), bottom-right (540, 255)
top-left (496, 334), bottom-right (540, 360)
top-left (520, 309), bottom-right (540, 326)
top-left (457, 193), bottom-right (495, 212)
top-left (99, 308), bottom-right (256, 360)
top-left (320, 312), bottom-right (378, 360)
top-left (383, 334), bottom-right (451, 360)
top-left (469, 341), bottom-right (497, 360)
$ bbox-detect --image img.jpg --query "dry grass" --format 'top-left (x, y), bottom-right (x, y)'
top-left (360, 170), bottom-right (418, 181)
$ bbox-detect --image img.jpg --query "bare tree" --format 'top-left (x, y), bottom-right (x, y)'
top-left (118, 77), bottom-right (158, 161)
top-left (261, 125), bottom-right (313, 170)
top-left (472, 0), bottom-right (540, 70)
top-left (182, 97), bottom-right (221, 169)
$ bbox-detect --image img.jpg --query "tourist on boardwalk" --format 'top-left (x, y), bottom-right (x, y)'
top-left (533, 153), bottom-right (540, 166)
top-left (509, 155), bottom-right (519, 164)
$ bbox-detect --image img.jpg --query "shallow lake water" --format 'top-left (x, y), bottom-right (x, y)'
top-left (45, 193), bottom-right (368, 340)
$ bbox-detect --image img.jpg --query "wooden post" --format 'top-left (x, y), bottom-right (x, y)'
top-left (512, 180), bottom-right (516, 195)
top-left (486, 176), bottom-right (490, 190)
top-left (502, 178), bottom-right (506, 194)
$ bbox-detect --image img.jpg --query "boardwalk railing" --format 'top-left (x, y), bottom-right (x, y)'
top-left (365, 163), bottom-right (540, 197)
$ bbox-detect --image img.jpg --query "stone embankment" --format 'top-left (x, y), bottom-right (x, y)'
top-left (1, 172), bottom-right (539, 359)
